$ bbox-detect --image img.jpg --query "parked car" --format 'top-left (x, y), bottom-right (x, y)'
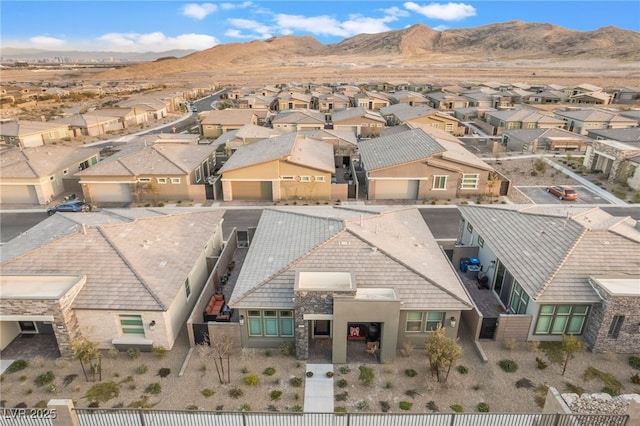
top-left (47, 200), bottom-right (90, 215)
top-left (546, 185), bottom-right (578, 201)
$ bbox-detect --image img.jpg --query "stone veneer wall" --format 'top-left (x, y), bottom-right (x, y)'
top-left (293, 290), bottom-right (352, 360)
top-left (588, 140), bottom-right (640, 184)
top-left (583, 283), bottom-right (640, 354)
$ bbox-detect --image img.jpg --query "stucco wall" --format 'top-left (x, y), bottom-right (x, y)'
top-left (0, 322), bottom-right (20, 350)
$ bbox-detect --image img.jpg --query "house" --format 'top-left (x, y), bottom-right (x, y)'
top-left (0, 145), bottom-right (100, 205)
top-left (316, 93), bottom-right (351, 112)
top-left (358, 128), bottom-right (500, 200)
top-left (501, 128), bottom-right (592, 153)
top-left (612, 87), bottom-right (640, 104)
top-left (569, 91), bottom-right (613, 105)
top-left (277, 92), bottom-right (313, 110)
top-left (0, 209), bottom-right (225, 356)
top-left (271, 110), bottom-right (326, 133)
top-left (220, 124), bottom-right (284, 155)
top-left (586, 127), bottom-right (640, 143)
top-left (76, 136), bottom-right (217, 204)
top-left (117, 96), bottom-right (169, 119)
top-left (484, 107), bottom-right (565, 136)
top-left (237, 94), bottom-right (276, 110)
top-left (331, 107), bottom-right (386, 138)
top-left (200, 109), bottom-right (259, 138)
top-left (218, 132), bottom-right (335, 202)
top-left (54, 113), bottom-right (122, 138)
top-left (382, 104), bottom-right (465, 136)
top-left (89, 107), bottom-right (148, 128)
top-left (298, 129), bottom-right (358, 157)
top-left (228, 207), bottom-right (474, 362)
top-left (456, 205), bottom-right (640, 352)
top-left (0, 120), bottom-right (71, 148)
top-left (388, 91), bottom-right (429, 107)
top-left (452, 106), bottom-right (496, 122)
top-left (583, 140), bottom-right (640, 190)
top-left (354, 91), bottom-right (391, 110)
top-left (555, 108), bottom-right (639, 135)
top-left (526, 90), bottom-right (568, 104)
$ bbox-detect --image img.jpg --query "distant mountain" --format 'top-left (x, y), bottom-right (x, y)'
top-left (94, 21), bottom-right (640, 79)
top-left (0, 47), bottom-right (197, 62)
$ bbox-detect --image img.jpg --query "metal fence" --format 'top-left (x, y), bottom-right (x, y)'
top-left (67, 409), bottom-right (629, 426)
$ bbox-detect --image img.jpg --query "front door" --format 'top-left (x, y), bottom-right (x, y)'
top-left (313, 320), bottom-right (331, 338)
top-left (19, 321), bottom-right (38, 334)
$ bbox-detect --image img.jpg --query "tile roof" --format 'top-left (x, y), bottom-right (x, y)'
top-left (358, 128), bottom-right (445, 171)
top-left (502, 128), bottom-right (593, 144)
top-left (587, 127), bottom-right (640, 143)
top-left (331, 107), bottom-right (385, 123)
top-left (229, 208), bottom-right (473, 310)
top-left (0, 145), bottom-right (101, 179)
top-left (0, 120), bottom-right (69, 137)
top-left (271, 110), bottom-right (325, 124)
top-left (555, 109), bottom-right (639, 124)
top-left (200, 109), bottom-right (257, 125)
top-left (1, 210), bottom-right (225, 311)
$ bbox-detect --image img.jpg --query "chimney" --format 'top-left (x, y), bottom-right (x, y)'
top-left (82, 224), bottom-right (87, 235)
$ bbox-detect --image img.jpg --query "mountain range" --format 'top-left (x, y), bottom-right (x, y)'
top-left (0, 47), bottom-right (196, 62)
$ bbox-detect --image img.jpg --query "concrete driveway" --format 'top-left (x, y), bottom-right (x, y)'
top-left (515, 185), bottom-right (613, 205)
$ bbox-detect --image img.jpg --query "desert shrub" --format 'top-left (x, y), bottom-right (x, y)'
top-left (405, 389), bottom-right (422, 399)
top-left (629, 355), bottom-right (640, 370)
top-left (358, 365), bottom-right (375, 386)
top-left (582, 367), bottom-right (623, 396)
top-left (151, 346), bottom-right (167, 358)
top-left (85, 382), bottom-right (120, 403)
top-left (201, 389), bottom-right (215, 398)
top-left (564, 381), bottom-right (585, 395)
top-left (384, 381), bottom-right (393, 389)
top-left (337, 379), bottom-right (348, 388)
top-left (264, 349), bottom-right (272, 357)
top-left (335, 391), bottom-right (348, 402)
top-left (339, 366), bottom-right (350, 374)
top-left (477, 402), bottom-right (490, 412)
top-left (240, 403), bottom-right (251, 412)
top-left (457, 365), bottom-right (468, 374)
top-left (291, 405), bottom-right (303, 412)
top-left (405, 369), bottom-right (417, 377)
top-left (535, 357), bottom-right (548, 370)
top-left (279, 342), bottom-right (295, 356)
top-left (426, 401), bottom-right (439, 412)
top-left (6, 360), bottom-right (28, 373)
top-left (289, 377), bottom-right (303, 387)
top-left (399, 401), bottom-right (413, 411)
top-left (355, 400), bottom-right (368, 410)
top-left (400, 342), bottom-right (415, 357)
top-left (540, 341), bottom-right (564, 364)
top-left (502, 338), bottom-right (518, 350)
top-left (19, 375), bottom-right (28, 382)
top-left (450, 404), bottom-right (464, 413)
top-left (34, 371), bottom-right (55, 387)
top-left (241, 366), bottom-right (249, 374)
top-left (244, 374), bottom-right (259, 386)
top-left (497, 359), bottom-right (518, 373)
top-left (534, 384), bottom-right (549, 408)
top-left (34, 401), bottom-right (47, 408)
top-left (47, 383), bottom-right (57, 393)
top-left (631, 373), bottom-right (640, 385)
top-left (135, 364), bottom-right (148, 375)
top-left (144, 383), bottom-right (162, 395)
top-left (335, 406), bottom-right (347, 413)
top-left (263, 367), bottom-right (276, 376)
top-left (270, 390), bottom-right (282, 401)
top-left (471, 383), bottom-right (482, 391)
top-left (186, 405), bottom-right (198, 410)
top-left (229, 388), bottom-right (243, 399)
top-left (516, 378), bottom-right (534, 389)
top-left (127, 348), bottom-right (140, 359)
top-left (128, 396), bottom-right (156, 409)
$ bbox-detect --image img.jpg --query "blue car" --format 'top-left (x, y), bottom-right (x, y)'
top-left (47, 200), bottom-right (90, 216)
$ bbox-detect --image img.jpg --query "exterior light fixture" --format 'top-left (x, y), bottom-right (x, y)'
top-left (449, 317), bottom-right (457, 328)
top-left (239, 315), bottom-right (245, 325)
top-left (149, 320), bottom-right (156, 331)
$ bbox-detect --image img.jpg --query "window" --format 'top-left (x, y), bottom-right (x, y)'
top-left (195, 167), bottom-right (202, 183)
top-left (467, 222), bottom-right (473, 233)
top-left (300, 176), bottom-right (311, 182)
top-left (425, 312), bottom-right (445, 331)
top-left (509, 281), bottom-right (529, 314)
top-left (170, 178), bottom-right (181, 184)
top-left (406, 312), bottom-right (423, 332)
top-left (119, 314), bottom-right (144, 335)
top-left (461, 174), bottom-right (479, 190)
top-left (607, 315), bottom-right (624, 338)
top-left (281, 176), bottom-right (294, 181)
top-left (314, 176), bottom-right (325, 182)
top-left (445, 123), bottom-right (454, 131)
top-left (138, 178), bottom-right (151, 183)
top-left (433, 175), bottom-right (447, 190)
top-left (184, 278), bottom-right (191, 299)
top-left (247, 310), bottom-right (293, 337)
top-left (535, 305), bottom-right (589, 335)
top-left (157, 178), bottom-right (167, 184)
top-left (478, 235), bottom-right (484, 247)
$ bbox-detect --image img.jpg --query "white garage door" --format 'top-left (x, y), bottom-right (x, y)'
top-left (0, 185), bottom-right (39, 204)
top-left (91, 183), bottom-right (132, 203)
top-left (374, 180), bottom-right (419, 200)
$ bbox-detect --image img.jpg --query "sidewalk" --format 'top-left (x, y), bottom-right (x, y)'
top-left (303, 364), bottom-right (334, 413)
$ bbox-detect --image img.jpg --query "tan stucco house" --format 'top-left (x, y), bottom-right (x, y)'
top-left (0, 209), bottom-right (225, 356)
top-left (200, 109), bottom-right (259, 138)
top-left (0, 120), bottom-right (71, 148)
top-left (271, 110), bottom-right (326, 133)
top-left (331, 107), bottom-right (386, 138)
top-left (229, 207), bottom-right (473, 363)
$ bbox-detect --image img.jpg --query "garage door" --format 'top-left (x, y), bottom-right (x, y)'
top-left (231, 181), bottom-right (272, 200)
top-left (373, 180), bottom-right (419, 200)
top-left (91, 183), bottom-right (132, 203)
top-left (0, 185), bottom-right (38, 204)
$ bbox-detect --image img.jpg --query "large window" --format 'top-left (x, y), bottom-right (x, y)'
top-left (247, 310), bottom-right (293, 337)
top-left (119, 314), bottom-right (144, 335)
top-left (184, 278), bottom-right (191, 300)
top-left (425, 312), bottom-right (445, 331)
top-left (509, 282), bottom-right (529, 314)
top-left (534, 305), bottom-right (589, 335)
top-left (461, 174), bottom-right (479, 189)
top-left (433, 176), bottom-right (447, 190)
top-left (406, 312), bottom-right (423, 332)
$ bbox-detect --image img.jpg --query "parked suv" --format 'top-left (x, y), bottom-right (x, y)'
top-left (47, 200), bottom-right (90, 215)
top-left (546, 185), bottom-right (578, 201)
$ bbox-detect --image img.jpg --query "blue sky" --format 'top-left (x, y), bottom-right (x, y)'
top-left (1, 1), bottom-right (639, 52)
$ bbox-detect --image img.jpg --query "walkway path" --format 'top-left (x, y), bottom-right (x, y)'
top-left (303, 363), bottom-right (334, 412)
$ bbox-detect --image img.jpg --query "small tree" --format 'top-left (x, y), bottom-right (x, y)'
top-left (424, 324), bottom-right (463, 383)
top-left (72, 338), bottom-right (102, 382)
top-left (561, 334), bottom-right (583, 376)
top-left (211, 333), bottom-right (234, 385)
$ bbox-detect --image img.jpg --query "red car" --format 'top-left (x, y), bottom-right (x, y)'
top-left (547, 185), bottom-right (578, 201)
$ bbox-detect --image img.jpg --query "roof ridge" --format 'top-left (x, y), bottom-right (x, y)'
top-left (344, 228), bottom-right (473, 308)
top-left (151, 144), bottom-right (189, 173)
top-left (96, 226), bottom-right (166, 310)
top-left (19, 150), bottom-right (40, 177)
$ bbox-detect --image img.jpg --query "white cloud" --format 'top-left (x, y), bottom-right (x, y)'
top-left (224, 29), bottom-right (263, 39)
top-left (97, 32), bottom-right (218, 52)
top-left (404, 2), bottom-right (476, 21)
top-left (227, 18), bottom-right (274, 38)
top-left (221, 2), bottom-right (252, 10)
top-left (381, 6), bottom-right (410, 18)
top-left (182, 3), bottom-right (217, 20)
top-left (29, 36), bottom-right (66, 48)
top-left (433, 25), bottom-right (449, 31)
top-left (274, 13), bottom-right (396, 38)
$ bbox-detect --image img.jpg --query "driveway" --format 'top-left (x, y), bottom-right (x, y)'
top-left (515, 185), bottom-right (613, 205)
